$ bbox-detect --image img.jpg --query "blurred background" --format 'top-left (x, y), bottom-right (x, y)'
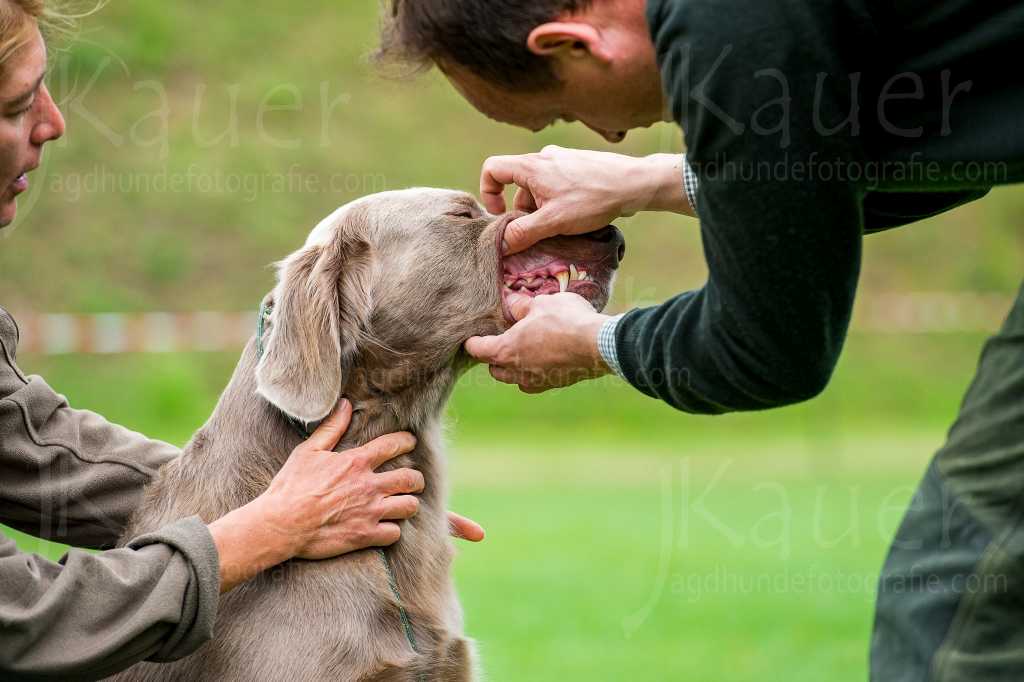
top-left (1, 2), bottom-right (1022, 680)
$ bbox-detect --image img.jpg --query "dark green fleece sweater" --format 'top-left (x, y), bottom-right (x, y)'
top-left (616, 0), bottom-right (1024, 413)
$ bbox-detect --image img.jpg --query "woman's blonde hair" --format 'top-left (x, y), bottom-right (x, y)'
top-left (0, 0), bottom-right (78, 76)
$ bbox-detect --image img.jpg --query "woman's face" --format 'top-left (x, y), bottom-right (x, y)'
top-left (0, 26), bottom-right (64, 228)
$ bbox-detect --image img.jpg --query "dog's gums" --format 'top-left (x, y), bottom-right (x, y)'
top-left (495, 221), bottom-right (626, 324)
top-left (502, 257), bottom-right (600, 296)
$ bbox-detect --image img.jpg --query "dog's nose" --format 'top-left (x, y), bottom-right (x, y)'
top-left (585, 225), bottom-right (626, 264)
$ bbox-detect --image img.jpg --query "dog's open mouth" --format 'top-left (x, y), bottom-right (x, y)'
top-left (502, 255), bottom-right (604, 298)
top-left (495, 221), bottom-right (625, 325)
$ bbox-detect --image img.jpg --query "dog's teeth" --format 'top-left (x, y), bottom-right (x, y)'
top-left (556, 270), bottom-right (569, 292)
top-left (578, 270), bottom-right (589, 281)
top-left (569, 264), bottom-right (579, 281)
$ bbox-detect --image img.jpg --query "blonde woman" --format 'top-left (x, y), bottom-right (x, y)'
top-left (0, 3), bottom-right (483, 679)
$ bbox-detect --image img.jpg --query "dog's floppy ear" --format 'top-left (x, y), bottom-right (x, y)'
top-left (256, 227), bottom-right (371, 423)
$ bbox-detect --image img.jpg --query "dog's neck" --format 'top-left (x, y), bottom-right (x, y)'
top-left (191, 335), bottom-right (459, 516)
top-left (201, 333), bottom-right (458, 466)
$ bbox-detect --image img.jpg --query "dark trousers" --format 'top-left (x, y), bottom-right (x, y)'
top-left (872, 282), bottom-right (1024, 681)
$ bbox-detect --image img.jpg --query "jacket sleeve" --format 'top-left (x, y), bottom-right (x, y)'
top-left (621, 0), bottom-right (872, 413)
top-left (0, 308), bottom-right (220, 678)
top-left (0, 307), bottom-right (180, 549)
top-left (0, 517), bottom-right (221, 681)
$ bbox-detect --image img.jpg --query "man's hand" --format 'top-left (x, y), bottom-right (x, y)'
top-left (480, 146), bottom-right (692, 255)
top-left (464, 292), bottom-right (612, 393)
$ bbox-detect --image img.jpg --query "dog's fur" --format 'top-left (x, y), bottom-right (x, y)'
top-left (108, 188), bottom-right (622, 681)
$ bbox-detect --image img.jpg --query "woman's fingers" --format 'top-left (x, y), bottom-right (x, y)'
top-left (377, 468), bottom-right (425, 495)
top-left (304, 399), bottom-right (353, 451)
top-left (357, 431), bottom-right (418, 468)
top-left (447, 512), bottom-right (485, 542)
top-left (369, 522), bottom-right (402, 547)
top-left (379, 495), bottom-right (420, 521)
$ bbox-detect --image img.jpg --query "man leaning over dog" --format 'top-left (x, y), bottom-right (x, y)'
top-left (377, 0), bottom-right (1024, 678)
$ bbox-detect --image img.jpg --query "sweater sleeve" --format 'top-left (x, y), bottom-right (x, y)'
top-left (0, 517), bottom-right (220, 681)
top-left (619, 0), bottom-right (873, 413)
top-left (862, 189), bottom-right (990, 234)
top-left (0, 306), bottom-right (181, 550)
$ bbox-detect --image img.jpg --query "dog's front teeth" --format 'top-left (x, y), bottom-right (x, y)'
top-left (578, 270), bottom-right (589, 281)
top-left (556, 270), bottom-right (569, 292)
top-left (569, 264), bottom-right (579, 281)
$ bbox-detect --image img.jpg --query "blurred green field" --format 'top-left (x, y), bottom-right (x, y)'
top-left (4, 330), bottom-right (988, 681)
top-left (0, 0), bottom-right (1022, 680)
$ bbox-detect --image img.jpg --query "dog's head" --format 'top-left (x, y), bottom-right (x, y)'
top-left (255, 188), bottom-right (624, 423)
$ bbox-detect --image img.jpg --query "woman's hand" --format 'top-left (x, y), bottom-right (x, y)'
top-left (480, 147), bottom-right (693, 255)
top-left (258, 403), bottom-right (422, 561)
top-left (447, 512), bottom-right (485, 542)
top-left (209, 401), bottom-right (482, 593)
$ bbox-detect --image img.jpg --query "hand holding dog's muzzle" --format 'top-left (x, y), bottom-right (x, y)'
top-left (465, 292), bottom-right (614, 393)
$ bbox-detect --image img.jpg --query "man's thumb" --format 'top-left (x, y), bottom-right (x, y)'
top-left (464, 335), bottom-right (501, 362)
top-left (502, 212), bottom-right (552, 255)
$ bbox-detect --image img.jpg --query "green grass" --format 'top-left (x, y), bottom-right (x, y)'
top-left (450, 478), bottom-right (913, 682)
top-left (2, 332), bottom-right (982, 681)
top-left (1, 460), bottom-right (922, 682)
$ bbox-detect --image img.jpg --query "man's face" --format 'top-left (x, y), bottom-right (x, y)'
top-left (444, 58), bottom-right (666, 144)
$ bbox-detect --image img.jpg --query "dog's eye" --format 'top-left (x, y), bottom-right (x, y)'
top-left (447, 211), bottom-right (474, 219)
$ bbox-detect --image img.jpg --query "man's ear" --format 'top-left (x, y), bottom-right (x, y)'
top-left (255, 229), bottom-right (371, 423)
top-left (526, 22), bottom-right (611, 62)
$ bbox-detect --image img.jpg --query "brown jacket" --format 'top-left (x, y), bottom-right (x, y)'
top-left (0, 305), bottom-right (220, 681)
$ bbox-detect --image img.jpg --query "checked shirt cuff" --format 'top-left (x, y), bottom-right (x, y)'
top-left (597, 314), bottom-right (626, 379)
top-left (682, 154), bottom-right (699, 215)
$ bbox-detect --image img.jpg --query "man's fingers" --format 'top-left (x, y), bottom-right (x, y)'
top-left (305, 399), bottom-right (352, 451)
top-left (377, 468), bottom-right (425, 495)
top-left (464, 334), bottom-right (503, 363)
top-left (359, 432), bottom-right (418, 469)
top-left (506, 292), bottom-right (534, 322)
top-left (512, 186), bottom-right (538, 213)
top-left (489, 366), bottom-right (522, 385)
top-left (480, 155), bottom-right (532, 215)
top-left (447, 512), bottom-right (485, 542)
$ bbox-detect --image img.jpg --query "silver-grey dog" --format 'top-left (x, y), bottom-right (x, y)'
top-left (108, 188), bottom-right (624, 681)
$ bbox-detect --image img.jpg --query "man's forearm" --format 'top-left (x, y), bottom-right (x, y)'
top-left (597, 154), bottom-right (699, 378)
top-left (633, 153), bottom-right (698, 217)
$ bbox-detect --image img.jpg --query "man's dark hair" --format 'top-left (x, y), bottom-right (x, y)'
top-left (377, 0), bottom-right (590, 92)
